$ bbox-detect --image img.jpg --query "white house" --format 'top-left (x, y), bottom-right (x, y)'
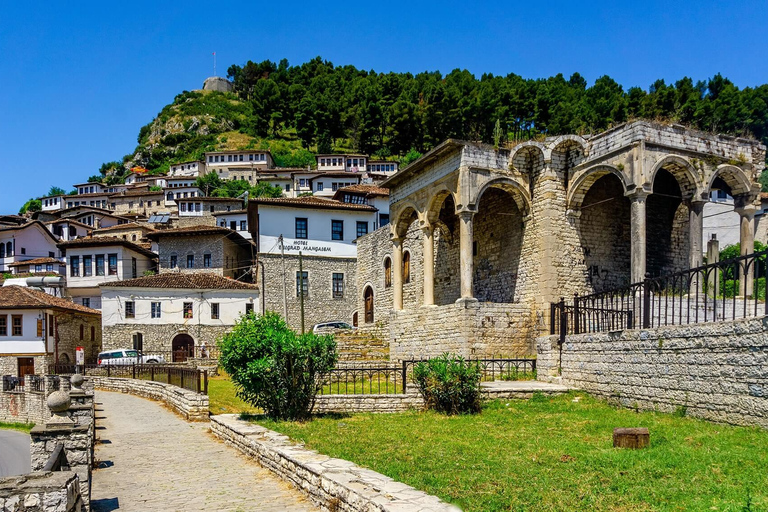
top-left (316, 154), bottom-right (367, 173)
top-left (212, 210), bottom-right (250, 239)
top-left (0, 221), bottom-right (62, 274)
top-left (169, 160), bottom-right (205, 177)
top-left (204, 150), bottom-right (274, 180)
top-left (0, 285), bottom-right (101, 378)
top-left (40, 195), bottom-right (66, 212)
top-left (164, 177), bottom-right (202, 207)
top-left (58, 237), bottom-right (158, 310)
top-left (366, 160), bottom-right (399, 175)
top-left (45, 219), bottom-right (93, 241)
top-left (333, 184), bottom-right (390, 229)
top-left (100, 273), bottom-right (260, 360)
top-left (310, 173), bottom-right (362, 198)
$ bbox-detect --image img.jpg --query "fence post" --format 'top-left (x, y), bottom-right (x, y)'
top-left (558, 297), bottom-right (566, 345)
top-left (573, 293), bottom-right (580, 334)
top-left (203, 371), bottom-right (208, 395)
top-left (107, 365), bottom-right (110, 378)
top-left (402, 360), bottom-right (407, 394)
top-left (196, 371), bottom-right (201, 394)
top-left (181, 370), bottom-right (185, 390)
top-left (167, 367), bottom-right (171, 386)
top-left (642, 275), bottom-right (652, 328)
top-left (132, 364), bottom-right (136, 380)
top-left (151, 365), bottom-right (155, 382)
top-left (549, 302), bottom-right (556, 335)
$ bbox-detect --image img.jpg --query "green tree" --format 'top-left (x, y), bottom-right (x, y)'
top-left (218, 312), bottom-right (337, 420)
top-left (196, 172), bottom-right (225, 196)
top-left (18, 198), bottom-right (42, 215)
top-left (251, 181), bottom-right (284, 198)
top-left (47, 186), bottom-right (66, 196)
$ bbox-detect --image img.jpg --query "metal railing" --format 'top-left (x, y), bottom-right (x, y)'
top-left (29, 375), bottom-right (45, 393)
top-left (551, 248), bottom-right (768, 342)
top-left (318, 358), bottom-right (537, 395)
top-left (49, 364), bottom-right (208, 395)
top-left (1, 375), bottom-right (22, 392)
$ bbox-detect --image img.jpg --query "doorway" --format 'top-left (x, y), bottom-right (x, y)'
top-left (17, 357), bottom-right (34, 380)
top-left (364, 287), bottom-right (374, 323)
top-left (171, 334), bottom-right (194, 362)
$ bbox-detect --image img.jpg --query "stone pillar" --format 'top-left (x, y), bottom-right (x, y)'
top-left (689, 200), bottom-right (706, 296)
top-left (628, 190), bottom-right (649, 283)
top-left (737, 207), bottom-right (756, 297)
top-left (421, 224), bottom-right (435, 306)
top-left (457, 211), bottom-right (476, 302)
top-left (706, 234), bottom-right (720, 296)
top-left (392, 236), bottom-right (404, 311)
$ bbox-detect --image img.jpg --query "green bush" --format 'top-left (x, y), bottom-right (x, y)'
top-left (413, 354), bottom-right (482, 414)
top-left (218, 312), bottom-right (337, 420)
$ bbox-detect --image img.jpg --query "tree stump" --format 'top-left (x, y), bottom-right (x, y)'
top-left (613, 428), bottom-right (650, 449)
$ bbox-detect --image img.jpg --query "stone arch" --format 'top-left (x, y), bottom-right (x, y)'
top-left (648, 155), bottom-right (698, 200)
top-left (510, 143), bottom-right (546, 198)
top-left (425, 189), bottom-right (457, 224)
top-left (567, 165), bottom-right (629, 211)
top-left (647, 168), bottom-right (690, 277)
top-left (548, 134), bottom-right (589, 153)
top-left (171, 332), bottom-right (195, 362)
top-left (707, 164), bottom-right (753, 198)
top-left (391, 203), bottom-right (420, 239)
top-left (473, 177), bottom-right (531, 215)
top-left (550, 136), bottom-right (588, 184)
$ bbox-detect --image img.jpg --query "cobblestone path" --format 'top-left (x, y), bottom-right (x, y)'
top-left (91, 391), bottom-right (317, 512)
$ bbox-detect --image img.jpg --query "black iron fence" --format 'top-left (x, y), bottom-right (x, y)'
top-left (49, 364), bottom-right (208, 395)
top-left (551, 248), bottom-right (768, 342)
top-left (318, 358), bottom-right (537, 395)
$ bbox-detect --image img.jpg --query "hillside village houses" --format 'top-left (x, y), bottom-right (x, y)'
top-left (2, 120), bottom-right (768, 380)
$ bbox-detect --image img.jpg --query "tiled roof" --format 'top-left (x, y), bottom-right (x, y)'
top-left (335, 184), bottom-right (389, 196)
top-left (211, 209), bottom-right (247, 216)
top-left (45, 219), bottom-right (94, 230)
top-left (7, 258), bottom-right (63, 267)
top-left (100, 272), bottom-right (259, 290)
top-left (57, 237), bottom-right (158, 258)
top-left (64, 192), bottom-right (111, 199)
top-left (146, 225), bottom-right (234, 239)
top-left (198, 196), bottom-right (244, 202)
top-left (249, 197), bottom-right (376, 212)
top-left (0, 286), bottom-right (101, 315)
top-left (109, 189), bottom-right (164, 198)
top-left (92, 222), bottom-right (156, 233)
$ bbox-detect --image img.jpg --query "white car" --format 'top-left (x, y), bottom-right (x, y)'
top-left (97, 349), bottom-right (165, 366)
top-left (312, 321), bottom-right (356, 333)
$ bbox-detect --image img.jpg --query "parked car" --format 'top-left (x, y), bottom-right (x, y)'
top-left (97, 349), bottom-right (165, 366)
top-left (312, 321), bottom-right (356, 333)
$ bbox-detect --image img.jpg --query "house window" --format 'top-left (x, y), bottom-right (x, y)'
top-left (132, 332), bottom-right (143, 352)
top-left (82, 298), bottom-right (90, 308)
top-left (0, 316), bottom-right (5, 336)
top-left (96, 255), bottom-right (104, 277)
top-left (240, 220), bottom-right (247, 231)
top-left (296, 271), bottom-right (308, 297)
top-left (332, 273), bottom-right (344, 298)
top-left (83, 255), bottom-right (92, 277)
top-left (295, 218), bottom-right (308, 239)
top-left (204, 254), bottom-right (211, 268)
top-left (332, 220), bottom-right (343, 241)
top-left (211, 303), bottom-right (220, 320)
top-left (79, 324), bottom-right (84, 340)
top-left (151, 302), bottom-right (161, 319)
top-left (91, 326), bottom-right (95, 341)
top-left (317, 182), bottom-right (324, 191)
top-left (170, 254), bottom-right (178, 268)
top-left (108, 254), bottom-right (118, 275)
top-left (48, 315), bottom-right (54, 337)
top-left (46, 264), bottom-right (53, 272)
top-left (384, 258), bottom-right (392, 287)
top-left (356, 221), bottom-right (368, 238)
top-left (245, 303), bottom-right (254, 315)
top-left (70, 256), bottom-right (80, 277)
top-left (132, 258), bottom-right (137, 278)
top-left (125, 301), bottom-right (135, 318)
top-left (187, 254), bottom-right (195, 268)
top-left (403, 252), bottom-right (411, 283)
top-left (35, 264), bottom-right (42, 272)
top-left (12, 316), bottom-right (22, 336)
top-left (285, 184), bottom-right (290, 192)
top-left (183, 302), bottom-right (193, 319)
top-left (380, 214), bottom-right (390, 227)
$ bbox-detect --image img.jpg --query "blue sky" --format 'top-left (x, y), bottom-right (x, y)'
top-left (1, 0), bottom-right (766, 211)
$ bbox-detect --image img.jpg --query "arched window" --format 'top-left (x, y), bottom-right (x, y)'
top-left (6, 241), bottom-right (12, 256)
top-left (384, 257), bottom-right (392, 288)
top-left (403, 252), bottom-right (411, 284)
top-left (0, 243), bottom-right (4, 258)
top-left (364, 287), bottom-right (374, 323)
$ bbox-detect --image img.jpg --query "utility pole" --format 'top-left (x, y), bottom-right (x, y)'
top-left (279, 235), bottom-right (288, 320)
top-left (299, 251), bottom-right (305, 334)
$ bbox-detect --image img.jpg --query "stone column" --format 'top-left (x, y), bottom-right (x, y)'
top-left (689, 200), bottom-right (706, 296)
top-left (421, 224), bottom-right (435, 306)
top-left (628, 190), bottom-right (649, 283)
top-left (457, 210), bottom-right (476, 302)
top-left (706, 234), bottom-right (720, 296)
top-left (737, 207), bottom-right (756, 297)
top-left (392, 236), bottom-right (404, 310)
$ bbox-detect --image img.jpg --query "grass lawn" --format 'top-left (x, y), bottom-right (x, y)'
top-left (259, 392), bottom-right (768, 512)
top-left (207, 373), bottom-right (260, 415)
top-left (0, 421), bottom-right (33, 433)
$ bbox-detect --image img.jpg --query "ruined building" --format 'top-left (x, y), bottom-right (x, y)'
top-left (356, 121), bottom-right (766, 360)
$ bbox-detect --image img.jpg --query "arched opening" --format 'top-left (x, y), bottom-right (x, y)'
top-left (6, 242), bottom-right (12, 256)
top-left (577, 173), bottom-right (632, 291)
top-left (352, 311), bottom-right (358, 327)
top-left (432, 194), bottom-right (460, 305)
top-left (392, 206), bottom-right (421, 308)
top-left (171, 333), bottom-right (195, 362)
top-left (647, 169), bottom-right (689, 276)
top-left (363, 287), bottom-right (374, 324)
top-left (59, 353), bottom-right (70, 364)
top-left (0, 244), bottom-right (4, 258)
top-left (384, 257), bottom-right (392, 288)
top-left (473, 185), bottom-right (527, 302)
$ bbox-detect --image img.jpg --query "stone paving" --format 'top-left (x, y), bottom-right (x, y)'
top-left (91, 391), bottom-right (317, 512)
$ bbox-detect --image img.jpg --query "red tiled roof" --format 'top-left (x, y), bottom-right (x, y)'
top-left (146, 225), bottom-right (234, 238)
top-left (249, 196), bottom-right (376, 212)
top-left (335, 184), bottom-right (389, 197)
top-left (92, 222), bottom-right (156, 233)
top-left (0, 286), bottom-right (101, 315)
top-left (7, 258), bottom-right (63, 267)
top-left (57, 237), bottom-right (158, 259)
top-left (100, 272), bottom-right (259, 290)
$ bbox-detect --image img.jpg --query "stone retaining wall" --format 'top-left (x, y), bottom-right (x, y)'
top-left (536, 316), bottom-right (768, 428)
top-left (90, 377), bottom-right (209, 421)
top-left (210, 414), bottom-right (460, 512)
top-left (0, 472), bottom-right (82, 512)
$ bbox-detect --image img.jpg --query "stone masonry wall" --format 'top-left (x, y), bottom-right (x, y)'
top-left (537, 316), bottom-right (768, 428)
top-left (0, 472), bottom-right (83, 512)
top-left (56, 313), bottom-right (102, 366)
top-left (102, 323), bottom-right (231, 354)
top-left (90, 376), bottom-right (209, 421)
top-left (259, 253), bottom-right (357, 331)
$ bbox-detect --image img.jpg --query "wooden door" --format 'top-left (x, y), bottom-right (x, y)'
top-left (17, 357), bottom-right (34, 379)
top-left (364, 287), bottom-right (374, 324)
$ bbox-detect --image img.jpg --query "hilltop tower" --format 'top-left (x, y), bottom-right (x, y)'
top-left (202, 76), bottom-right (233, 92)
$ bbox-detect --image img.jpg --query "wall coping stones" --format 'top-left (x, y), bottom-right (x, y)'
top-left (89, 377), bottom-right (209, 421)
top-left (210, 414), bottom-right (461, 511)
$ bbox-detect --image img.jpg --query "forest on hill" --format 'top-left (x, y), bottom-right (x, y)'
top-left (92, 57), bottom-right (768, 190)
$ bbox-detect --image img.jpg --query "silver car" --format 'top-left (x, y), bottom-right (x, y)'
top-left (97, 349), bottom-right (165, 366)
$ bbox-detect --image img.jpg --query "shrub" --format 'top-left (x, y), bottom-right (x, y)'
top-left (413, 354), bottom-right (482, 414)
top-left (218, 312), bottom-right (337, 420)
